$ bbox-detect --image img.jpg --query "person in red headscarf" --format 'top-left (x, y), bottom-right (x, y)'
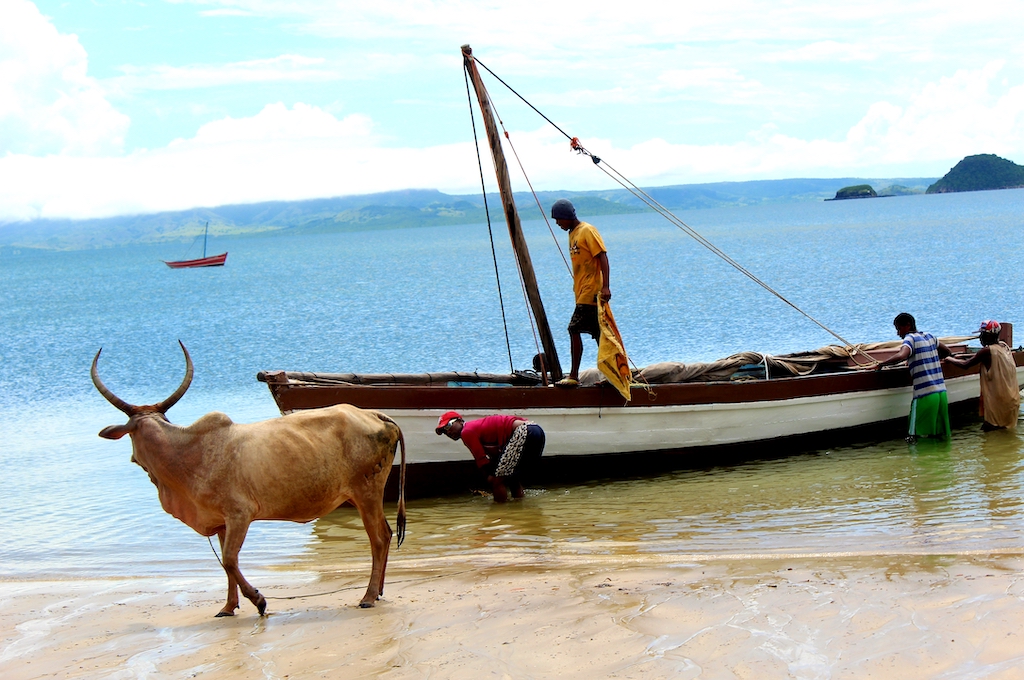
top-left (944, 321), bottom-right (1021, 430)
top-left (435, 411), bottom-right (545, 502)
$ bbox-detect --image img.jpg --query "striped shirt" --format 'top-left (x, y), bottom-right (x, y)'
top-left (903, 332), bottom-right (946, 398)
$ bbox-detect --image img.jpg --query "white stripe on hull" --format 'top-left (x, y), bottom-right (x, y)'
top-left (387, 368), bottom-right (1023, 465)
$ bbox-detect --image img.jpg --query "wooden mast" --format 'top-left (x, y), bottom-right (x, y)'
top-left (461, 44), bottom-right (563, 382)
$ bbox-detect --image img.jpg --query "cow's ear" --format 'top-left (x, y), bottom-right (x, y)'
top-left (99, 424), bottom-right (131, 440)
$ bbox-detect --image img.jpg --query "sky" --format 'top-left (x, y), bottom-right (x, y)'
top-left (2, 0), bottom-right (1023, 222)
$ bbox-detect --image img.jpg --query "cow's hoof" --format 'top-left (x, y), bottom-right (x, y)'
top-left (359, 601), bottom-right (375, 608)
top-left (215, 610), bottom-right (235, 618)
top-left (256, 594), bottom-right (267, 616)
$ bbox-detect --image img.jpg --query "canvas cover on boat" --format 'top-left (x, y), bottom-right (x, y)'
top-left (578, 336), bottom-right (977, 386)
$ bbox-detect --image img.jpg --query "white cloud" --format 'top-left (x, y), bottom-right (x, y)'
top-left (198, 8), bottom-right (255, 16)
top-left (0, 0), bottom-right (129, 155)
top-left (0, 103), bottom-right (480, 221)
top-left (4, 2), bottom-right (1024, 222)
top-left (589, 62), bottom-right (1024, 185)
top-left (168, 1), bottom-right (1024, 54)
top-left (842, 61), bottom-right (1023, 164)
top-left (106, 55), bottom-right (334, 94)
top-left (657, 68), bottom-right (766, 102)
top-left (766, 41), bottom-right (877, 64)
top-left (4, 58), bottom-right (1024, 223)
top-left (184, 101), bottom-right (375, 144)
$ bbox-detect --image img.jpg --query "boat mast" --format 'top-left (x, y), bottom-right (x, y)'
top-left (461, 45), bottom-right (563, 381)
top-left (202, 221), bottom-right (209, 258)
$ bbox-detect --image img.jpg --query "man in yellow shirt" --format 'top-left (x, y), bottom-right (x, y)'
top-left (551, 198), bottom-right (611, 387)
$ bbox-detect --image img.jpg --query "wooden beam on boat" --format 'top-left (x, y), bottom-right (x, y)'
top-left (462, 44), bottom-right (563, 382)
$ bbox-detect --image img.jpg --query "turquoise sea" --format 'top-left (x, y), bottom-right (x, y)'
top-left (1, 188), bottom-right (1023, 581)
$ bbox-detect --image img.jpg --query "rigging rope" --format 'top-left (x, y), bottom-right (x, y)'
top-left (480, 90), bottom-right (549, 368)
top-left (474, 56), bottom-right (861, 353)
top-left (485, 93), bottom-right (572, 276)
top-left (574, 145), bottom-right (858, 350)
top-left (464, 64), bottom-right (515, 373)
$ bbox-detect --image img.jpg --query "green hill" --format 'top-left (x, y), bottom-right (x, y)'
top-left (926, 154), bottom-right (1024, 194)
top-left (877, 184), bottom-right (923, 197)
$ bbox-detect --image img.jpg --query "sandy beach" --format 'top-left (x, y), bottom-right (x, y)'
top-left (4, 553), bottom-right (1024, 679)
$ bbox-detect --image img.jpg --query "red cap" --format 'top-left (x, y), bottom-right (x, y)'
top-left (435, 410), bottom-right (462, 434)
top-left (979, 320), bottom-right (1001, 335)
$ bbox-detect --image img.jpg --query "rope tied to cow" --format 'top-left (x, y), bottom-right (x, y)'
top-left (265, 570), bottom-right (476, 601)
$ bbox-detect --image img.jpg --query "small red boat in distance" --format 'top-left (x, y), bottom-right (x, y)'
top-left (163, 222), bottom-right (227, 268)
top-left (164, 252), bottom-right (227, 268)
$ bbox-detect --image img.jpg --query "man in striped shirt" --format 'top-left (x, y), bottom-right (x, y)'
top-left (875, 313), bottom-right (953, 443)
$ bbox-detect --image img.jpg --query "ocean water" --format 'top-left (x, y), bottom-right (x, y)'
top-left (1, 188), bottom-right (1023, 580)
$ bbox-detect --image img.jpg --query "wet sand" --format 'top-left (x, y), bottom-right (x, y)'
top-left (4, 554), bottom-right (1024, 679)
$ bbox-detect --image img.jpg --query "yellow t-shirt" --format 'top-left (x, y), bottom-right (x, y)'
top-left (568, 221), bottom-right (607, 305)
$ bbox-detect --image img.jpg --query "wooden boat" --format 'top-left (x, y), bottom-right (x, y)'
top-left (257, 46), bottom-right (1024, 496)
top-left (163, 222), bottom-right (227, 268)
top-left (165, 252), bottom-right (227, 269)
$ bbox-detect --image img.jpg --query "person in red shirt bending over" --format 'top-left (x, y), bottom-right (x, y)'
top-left (436, 411), bottom-right (545, 502)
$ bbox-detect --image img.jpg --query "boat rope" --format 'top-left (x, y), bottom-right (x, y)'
top-left (575, 147), bottom-right (860, 351)
top-left (474, 57), bottom-right (574, 141)
top-left (483, 93), bottom-right (572, 377)
top-left (464, 65), bottom-right (515, 373)
top-left (484, 92), bottom-right (572, 276)
top-left (485, 91), bottom-right (570, 376)
top-left (473, 56), bottom-right (862, 354)
top-left (509, 243), bottom-right (547, 378)
top-left (469, 79), bottom-right (559, 373)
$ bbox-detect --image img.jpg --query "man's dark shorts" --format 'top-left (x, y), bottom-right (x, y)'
top-left (568, 303), bottom-right (601, 339)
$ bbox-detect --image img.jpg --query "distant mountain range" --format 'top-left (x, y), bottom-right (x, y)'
top-left (0, 176), bottom-right (939, 251)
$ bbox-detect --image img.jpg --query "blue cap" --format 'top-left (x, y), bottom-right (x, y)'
top-left (550, 198), bottom-right (576, 221)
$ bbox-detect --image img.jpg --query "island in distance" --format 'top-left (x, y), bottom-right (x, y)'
top-left (827, 184), bottom-right (879, 200)
top-left (826, 183), bottom-right (918, 200)
top-left (926, 154), bottom-right (1024, 193)
top-left (828, 153), bottom-right (1024, 200)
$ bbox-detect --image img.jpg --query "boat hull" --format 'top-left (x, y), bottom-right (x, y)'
top-left (164, 252), bottom-right (228, 268)
top-left (258, 358), bottom-right (1024, 475)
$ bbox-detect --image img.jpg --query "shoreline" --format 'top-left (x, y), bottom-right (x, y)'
top-left (4, 554), bottom-right (1024, 679)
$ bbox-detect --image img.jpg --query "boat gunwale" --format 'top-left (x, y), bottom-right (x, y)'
top-left (258, 349), bottom-right (1024, 413)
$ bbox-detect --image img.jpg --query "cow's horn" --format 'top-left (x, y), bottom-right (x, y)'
top-left (153, 340), bottom-right (194, 413)
top-left (91, 348), bottom-right (138, 416)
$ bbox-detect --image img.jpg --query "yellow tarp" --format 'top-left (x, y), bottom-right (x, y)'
top-left (597, 299), bottom-right (632, 401)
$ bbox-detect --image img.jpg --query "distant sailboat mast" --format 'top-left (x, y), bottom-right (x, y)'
top-left (163, 220), bottom-right (228, 268)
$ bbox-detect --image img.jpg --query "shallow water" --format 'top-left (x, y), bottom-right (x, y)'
top-left (1, 188), bottom-right (1023, 580)
top-left (298, 425), bottom-right (1024, 573)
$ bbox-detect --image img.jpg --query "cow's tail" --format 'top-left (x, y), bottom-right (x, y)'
top-left (376, 412), bottom-right (407, 547)
top-left (395, 426), bottom-right (406, 547)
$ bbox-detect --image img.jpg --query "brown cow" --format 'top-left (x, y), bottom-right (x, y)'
top-left (91, 341), bottom-right (406, 617)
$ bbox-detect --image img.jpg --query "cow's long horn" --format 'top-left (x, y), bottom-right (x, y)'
top-left (91, 348), bottom-right (138, 416)
top-left (153, 340), bottom-right (194, 413)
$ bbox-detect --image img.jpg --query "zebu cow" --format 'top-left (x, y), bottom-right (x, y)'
top-left (92, 342), bottom-right (406, 617)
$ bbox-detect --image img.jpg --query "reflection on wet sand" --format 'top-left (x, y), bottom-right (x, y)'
top-left (5, 554), bottom-right (1024, 679)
